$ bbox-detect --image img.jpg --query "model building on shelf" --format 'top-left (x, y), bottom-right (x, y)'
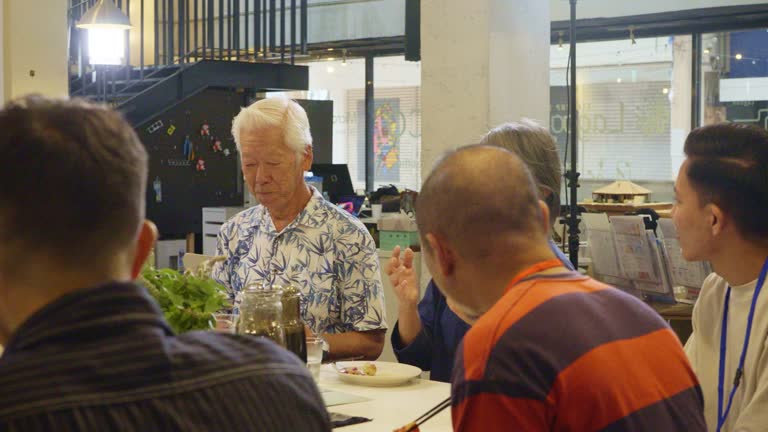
top-left (592, 180), bottom-right (652, 204)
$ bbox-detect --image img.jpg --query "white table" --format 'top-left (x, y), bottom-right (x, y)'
top-left (319, 365), bottom-right (452, 431)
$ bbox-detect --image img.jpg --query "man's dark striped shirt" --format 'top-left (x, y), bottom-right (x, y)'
top-left (0, 281), bottom-right (330, 431)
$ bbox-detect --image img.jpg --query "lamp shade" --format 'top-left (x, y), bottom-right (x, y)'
top-left (76, 0), bottom-right (131, 30)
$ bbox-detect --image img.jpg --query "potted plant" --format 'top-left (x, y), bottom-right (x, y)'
top-left (140, 262), bottom-right (230, 334)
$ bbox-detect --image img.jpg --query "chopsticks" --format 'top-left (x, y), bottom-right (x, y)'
top-left (394, 396), bottom-right (452, 432)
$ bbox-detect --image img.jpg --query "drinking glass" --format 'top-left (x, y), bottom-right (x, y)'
top-left (306, 336), bottom-right (323, 383)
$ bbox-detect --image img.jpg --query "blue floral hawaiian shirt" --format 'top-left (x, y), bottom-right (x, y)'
top-left (211, 188), bottom-right (387, 335)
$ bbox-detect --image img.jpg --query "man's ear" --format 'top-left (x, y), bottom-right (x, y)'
top-left (538, 200), bottom-right (551, 234)
top-left (131, 220), bottom-right (158, 279)
top-left (709, 203), bottom-right (725, 238)
top-left (301, 145), bottom-right (313, 172)
top-left (426, 233), bottom-right (455, 277)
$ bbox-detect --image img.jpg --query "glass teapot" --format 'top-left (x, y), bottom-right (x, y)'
top-left (235, 282), bottom-right (286, 348)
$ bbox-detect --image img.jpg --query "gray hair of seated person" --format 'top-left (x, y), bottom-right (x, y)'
top-left (480, 119), bottom-right (562, 226)
top-left (231, 97), bottom-right (313, 158)
top-left (416, 145), bottom-right (544, 260)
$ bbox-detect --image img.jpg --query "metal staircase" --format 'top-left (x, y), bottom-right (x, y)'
top-left (68, 0), bottom-right (310, 124)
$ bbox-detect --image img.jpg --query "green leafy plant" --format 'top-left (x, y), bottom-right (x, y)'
top-left (140, 264), bottom-right (231, 334)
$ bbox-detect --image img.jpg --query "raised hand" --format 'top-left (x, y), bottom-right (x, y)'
top-left (386, 246), bottom-right (419, 306)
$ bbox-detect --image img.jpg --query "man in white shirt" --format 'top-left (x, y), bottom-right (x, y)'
top-left (673, 123), bottom-right (768, 431)
top-left (212, 97), bottom-right (386, 361)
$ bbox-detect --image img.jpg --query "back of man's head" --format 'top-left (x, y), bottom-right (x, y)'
top-left (684, 123), bottom-right (768, 240)
top-left (0, 96), bottom-right (148, 278)
top-left (416, 145), bottom-right (546, 262)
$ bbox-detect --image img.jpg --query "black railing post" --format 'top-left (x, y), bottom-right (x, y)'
top-left (178, 0), bottom-right (185, 62)
top-left (290, 0), bottom-right (296, 64)
top-left (161, 0), bottom-right (167, 64)
top-left (125, 0), bottom-right (130, 82)
top-left (218, 0), bottom-right (224, 59)
top-left (280, 0), bottom-right (285, 62)
top-left (154, 0), bottom-right (159, 65)
top-left (245, 0), bottom-right (249, 59)
top-left (262, 0), bottom-right (267, 57)
top-left (255, 0), bottom-right (261, 57)
top-left (194, 0), bottom-right (199, 59)
top-left (140, 0), bottom-right (145, 78)
top-left (365, 55), bottom-right (375, 192)
top-left (234, 0), bottom-right (240, 60)
top-left (202, 0), bottom-right (207, 58)
top-left (300, 0), bottom-right (307, 55)
top-left (168, 0), bottom-right (175, 63)
top-left (269, 0), bottom-right (276, 55)
top-left (182, 0), bottom-right (192, 63)
top-left (227, 0), bottom-right (233, 60)
top-left (209, 0), bottom-right (215, 59)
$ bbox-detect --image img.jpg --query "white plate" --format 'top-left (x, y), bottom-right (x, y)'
top-left (335, 361), bottom-right (422, 387)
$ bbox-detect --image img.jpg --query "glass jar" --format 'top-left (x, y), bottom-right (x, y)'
top-left (279, 284), bottom-right (307, 362)
top-left (235, 283), bottom-right (286, 348)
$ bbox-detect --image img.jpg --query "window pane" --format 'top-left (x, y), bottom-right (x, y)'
top-left (371, 56), bottom-right (421, 192)
top-left (551, 36), bottom-right (691, 189)
top-left (701, 29), bottom-right (768, 129)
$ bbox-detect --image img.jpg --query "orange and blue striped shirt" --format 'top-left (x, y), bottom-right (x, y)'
top-left (451, 265), bottom-right (706, 431)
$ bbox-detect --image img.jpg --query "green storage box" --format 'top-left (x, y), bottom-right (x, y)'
top-left (379, 230), bottom-right (420, 251)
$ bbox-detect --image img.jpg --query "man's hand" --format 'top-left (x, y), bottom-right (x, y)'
top-left (386, 246), bottom-right (422, 347)
top-left (386, 246), bottom-right (419, 306)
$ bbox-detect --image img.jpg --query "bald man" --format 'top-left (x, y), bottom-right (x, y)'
top-left (416, 145), bottom-right (705, 432)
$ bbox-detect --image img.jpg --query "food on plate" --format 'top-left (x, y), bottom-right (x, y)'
top-left (339, 362), bottom-right (377, 376)
top-left (393, 423), bottom-right (419, 432)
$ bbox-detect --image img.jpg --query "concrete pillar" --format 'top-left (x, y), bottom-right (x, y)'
top-left (3, 0), bottom-right (68, 102)
top-left (420, 0), bottom-right (551, 177)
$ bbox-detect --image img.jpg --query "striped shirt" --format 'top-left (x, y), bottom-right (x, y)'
top-left (452, 261), bottom-right (706, 431)
top-left (0, 282), bottom-right (331, 432)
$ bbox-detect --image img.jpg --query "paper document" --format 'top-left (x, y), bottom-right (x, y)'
top-left (610, 216), bottom-right (660, 284)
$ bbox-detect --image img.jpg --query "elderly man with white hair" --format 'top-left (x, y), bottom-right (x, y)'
top-left (212, 97), bottom-right (386, 361)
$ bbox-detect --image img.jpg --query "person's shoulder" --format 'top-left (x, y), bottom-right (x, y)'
top-left (227, 205), bottom-right (265, 228)
top-left (690, 272), bottom-right (726, 317)
top-left (217, 206), bottom-right (263, 236)
top-left (322, 202), bottom-right (368, 231)
top-left (698, 272), bottom-right (726, 301)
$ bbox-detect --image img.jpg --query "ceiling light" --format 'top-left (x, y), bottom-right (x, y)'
top-left (76, 0), bottom-right (131, 29)
top-left (735, 53), bottom-right (743, 60)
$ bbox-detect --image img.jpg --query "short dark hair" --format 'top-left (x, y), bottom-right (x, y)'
top-left (0, 96), bottom-right (148, 274)
top-left (684, 122), bottom-right (768, 238)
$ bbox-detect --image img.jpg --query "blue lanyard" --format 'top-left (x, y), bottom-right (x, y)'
top-left (716, 256), bottom-right (768, 432)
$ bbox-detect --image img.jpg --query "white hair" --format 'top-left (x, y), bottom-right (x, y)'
top-left (231, 97), bottom-right (313, 155)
